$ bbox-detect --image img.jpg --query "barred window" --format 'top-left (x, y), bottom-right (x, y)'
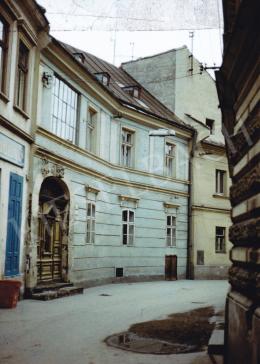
top-left (122, 209), bottom-right (134, 245)
top-left (166, 215), bottom-right (176, 246)
top-left (86, 203), bottom-right (95, 244)
top-left (215, 226), bottom-right (226, 253)
top-left (51, 75), bottom-right (78, 143)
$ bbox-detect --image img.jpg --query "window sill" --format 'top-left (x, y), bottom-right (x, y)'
top-left (13, 105), bottom-right (30, 120)
top-left (0, 91), bottom-right (10, 103)
top-left (213, 194), bottom-right (229, 200)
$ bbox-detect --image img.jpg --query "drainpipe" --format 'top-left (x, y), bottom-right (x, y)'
top-left (186, 129), bottom-right (197, 279)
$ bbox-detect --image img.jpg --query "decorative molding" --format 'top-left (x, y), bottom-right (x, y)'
top-left (192, 205), bottom-right (231, 214)
top-left (41, 157), bottom-right (65, 178)
top-left (85, 185), bottom-right (100, 194)
top-left (51, 164), bottom-right (65, 178)
top-left (41, 157), bottom-right (50, 177)
top-left (35, 147), bottom-right (190, 198)
top-left (36, 127), bottom-right (190, 186)
top-left (0, 114), bottom-right (33, 144)
top-left (163, 202), bottom-right (180, 209)
top-left (119, 195), bottom-right (139, 208)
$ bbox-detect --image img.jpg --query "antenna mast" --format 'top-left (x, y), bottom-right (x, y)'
top-left (189, 31), bottom-right (194, 75)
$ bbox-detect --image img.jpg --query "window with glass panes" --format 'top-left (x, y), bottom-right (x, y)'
top-left (121, 129), bottom-right (134, 167)
top-left (16, 41), bottom-right (29, 110)
top-left (166, 215), bottom-right (176, 246)
top-left (51, 75), bottom-right (78, 143)
top-left (86, 108), bottom-right (97, 152)
top-left (122, 209), bottom-right (134, 245)
top-left (216, 169), bottom-right (226, 195)
top-left (0, 18), bottom-right (8, 93)
top-left (86, 203), bottom-right (95, 244)
top-left (215, 226), bottom-right (226, 253)
top-left (165, 142), bottom-right (176, 177)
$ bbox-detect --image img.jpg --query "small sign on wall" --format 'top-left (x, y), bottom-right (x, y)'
top-left (0, 133), bottom-right (25, 167)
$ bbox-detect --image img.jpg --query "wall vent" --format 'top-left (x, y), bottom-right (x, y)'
top-left (116, 267), bottom-right (124, 277)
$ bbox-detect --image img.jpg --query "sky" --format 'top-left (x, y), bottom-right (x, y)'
top-left (38, 0), bottom-right (223, 74)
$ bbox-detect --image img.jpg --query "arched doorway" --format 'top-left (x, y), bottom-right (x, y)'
top-left (37, 177), bottom-right (70, 284)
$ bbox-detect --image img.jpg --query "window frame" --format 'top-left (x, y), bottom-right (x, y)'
top-left (15, 39), bottom-right (29, 111)
top-left (215, 169), bottom-right (226, 195)
top-left (86, 107), bottom-right (97, 153)
top-left (166, 214), bottom-right (176, 247)
top-left (0, 16), bottom-right (9, 95)
top-left (51, 73), bottom-right (79, 144)
top-left (165, 141), bottom-right (176, 177)
top-left (86, 202), bottom-right (96, 244)
top-left (121, 127), bottom-right (135, 168)
top-left (215, 226), bottom-right (226, 253)
top-left (122, 209), bottom-right (135, 246)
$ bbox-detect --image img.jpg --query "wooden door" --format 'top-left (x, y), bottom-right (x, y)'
top-left (165, 255), bottom-right (177, 280)
top-left (37, 208), bottom-right (63, 283)
top-left (5, 173), bottom-right (23, 276)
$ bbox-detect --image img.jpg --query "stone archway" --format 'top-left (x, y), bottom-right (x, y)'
top-left (37, 177), bottom-right (70, 284)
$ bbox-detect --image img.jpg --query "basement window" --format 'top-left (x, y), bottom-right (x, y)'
top-left (116, 267), bottom-right (124, 277)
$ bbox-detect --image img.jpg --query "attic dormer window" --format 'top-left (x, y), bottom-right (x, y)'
top-left (122, 86), bottom-right (141, 99)
top-left (94, 72), bottom-right (110, 86)
top-left (73, 52), bottom-right (85, 63)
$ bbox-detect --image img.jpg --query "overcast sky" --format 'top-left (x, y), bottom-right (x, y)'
top-left (38, 0), bottom-right (223, 73)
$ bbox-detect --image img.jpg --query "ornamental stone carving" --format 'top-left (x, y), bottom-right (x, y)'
top-left (51, 164), bottom-right (65, 178)
top-left (41, 157), bottom-right (65, 178)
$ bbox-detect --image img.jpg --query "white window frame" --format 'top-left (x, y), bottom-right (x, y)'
top-left (165, 141), bottom-right (176, 177)
top-left (166, 215), bottom-right (176, 247)
top-left (122, 209), bottom-right (135, 245)
top-left (86, 107), bottom-right (97, 153)
top-left (51, 74), bottom-right (79, 144)
top-left (216, 169), bottom-right (226, 195)
top-left (121, 127), bottom-right (134, 168)
top-left (215, 226), bottom-right (226, 253)
top-left (86, 202), bottom-right (95, 244)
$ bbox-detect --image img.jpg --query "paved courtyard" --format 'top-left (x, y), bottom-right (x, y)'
top-left (0, 280), bottom-right (228, 364)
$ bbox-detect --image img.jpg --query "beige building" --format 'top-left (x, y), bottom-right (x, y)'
top-left (0, 0), bottom-right (48, 290)
top-left (122, 47), bottom-right (232, 278)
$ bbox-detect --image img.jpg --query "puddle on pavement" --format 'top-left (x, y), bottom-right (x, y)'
top-left (105, 306), bottom-right (216, 355)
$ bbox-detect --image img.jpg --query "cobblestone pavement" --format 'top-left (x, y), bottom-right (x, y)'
top-left (0, 280), bottom-right (228, 364)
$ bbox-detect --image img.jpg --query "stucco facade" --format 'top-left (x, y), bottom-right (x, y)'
top-left (122, 48), bottom-right (232, 279)
top-left (24, 38), bottom-right (194, 292)
top-left (0, 0), bottom-right (48, 291)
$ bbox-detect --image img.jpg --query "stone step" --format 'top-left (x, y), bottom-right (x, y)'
top-left (33, 282), bottom-right (73, 293)
top-left (31, 286), bottom-right (84, 301)
top-left (208, 329), bottom-right (224, 356)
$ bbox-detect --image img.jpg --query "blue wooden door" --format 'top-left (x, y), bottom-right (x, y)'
top-left (5, 173), bottom-right (23, 276)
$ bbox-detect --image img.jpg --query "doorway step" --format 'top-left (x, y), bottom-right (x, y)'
top-left (30, 283), bottom-right (84, 301)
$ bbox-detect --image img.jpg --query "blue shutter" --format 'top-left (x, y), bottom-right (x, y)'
top-left (5, 173), bottom-right (23, 276)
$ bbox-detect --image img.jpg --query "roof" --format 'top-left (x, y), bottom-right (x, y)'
top-left (55, 40), bottom-right (193, 131)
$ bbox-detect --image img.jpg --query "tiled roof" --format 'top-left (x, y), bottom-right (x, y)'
top-left (56, 39), bottom-right (192, 130)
